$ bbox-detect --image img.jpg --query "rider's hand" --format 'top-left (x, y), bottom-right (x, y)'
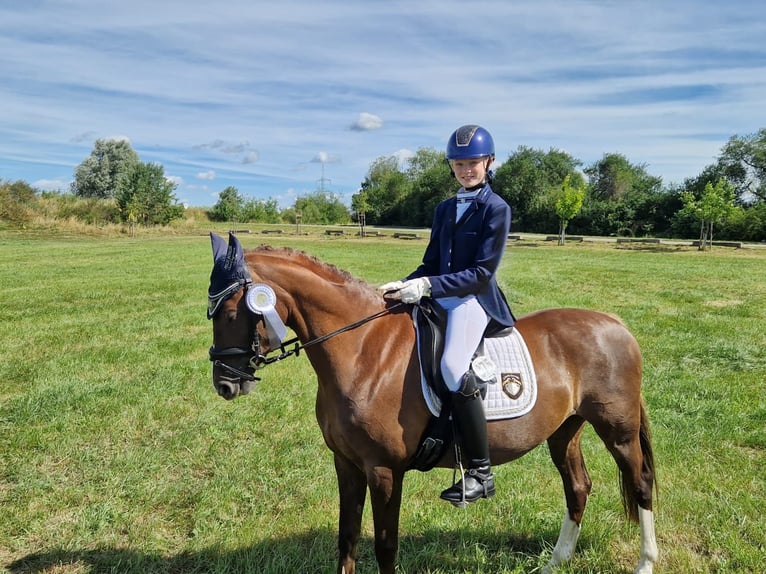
top-left (396, 278), bottom-right (431, 304)
top-left (378, 280), bottom-right (406, 295)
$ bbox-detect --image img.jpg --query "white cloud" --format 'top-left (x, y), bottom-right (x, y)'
top-left (194, 139), bottom-right (251, 154)
top-left (196, 170), bottom-right (216, 180)
top-left (392, 149), bottom-right (415, 167)
top-left (242, 151), bottom-right (259, 164)
top-left (311, 152), bottom-right (341, 164)
top-left (350, 112), bottom-right (383, 131)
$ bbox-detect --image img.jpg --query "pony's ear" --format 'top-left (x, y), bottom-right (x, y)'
top-left (210, 232), bottom-right (228, 262)
top-left (227, 232), bottom-right (244, 261)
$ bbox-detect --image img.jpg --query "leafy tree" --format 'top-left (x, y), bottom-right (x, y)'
top-left (400, 148), bottom-right (454, 227)
top-left (586, 153), bottom-right (662, 197)
top-left (716, 128), bottom-right (766, 204)
top-left (241, 197), bottom-right (280, 223)
top-left (682, 163), bottom-right (728, 199)
top-left (493, 147), bottom-right (582, 231)
top-left (721, 201), bottom-right (765, 241)
top-left (117, 162), bottom-right (183, 225)
top-left (582, 154), bottom-right (664, 236)
top-left (354, 149), bottom-right (453, 227)
top-left (72, 139), bottom-right (140, 198)
top-left (680, 179), bottom-right (737, 250)
top-left (351, 189), bottom-right (369, 216)
top-left (209, 186), bottom-right (244, 222)
top-left (351, 188), bottom-right (370, 235)
top-left (293, 191), bottom-right (350, 224)
top-left (554, 174), bottom-right (586, 244)
top-left (358, 156), bottom-right (409, 225)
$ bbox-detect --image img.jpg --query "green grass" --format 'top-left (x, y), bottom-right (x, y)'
top-left (1, 230), bottom-right (764, 573)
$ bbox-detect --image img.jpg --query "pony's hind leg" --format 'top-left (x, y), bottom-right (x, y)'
top-left (635, 507), bottom-right (658, 574)
top-left (591, 401), bottom-right (658, 574)
top-left (543, 415), bottom-right (591, 572)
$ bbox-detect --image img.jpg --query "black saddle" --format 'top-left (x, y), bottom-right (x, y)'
top-left (407, 299), bottom-right (513, 471)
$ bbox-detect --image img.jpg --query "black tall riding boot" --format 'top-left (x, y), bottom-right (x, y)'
top-left (440, 371), bottom-right (495, 507)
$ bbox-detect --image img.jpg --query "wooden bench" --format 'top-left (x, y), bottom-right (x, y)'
top-left (546, 235), bottom-right (583, 242)
top-left (691, 240), bottom-right (742, 248)
top-left (393, 232), bottom-right (420, 240)
top-left (261, 229), bottom-right (283, 234)
top-left (507, 234), bottom-right (522, 241)
top-left (325, 229), bottom-right (345, 236)
top-left (616, 238), bottom-right (660, 244)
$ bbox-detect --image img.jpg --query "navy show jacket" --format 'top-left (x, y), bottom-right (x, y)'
top-left (406, 183), bottom-right (515, 328)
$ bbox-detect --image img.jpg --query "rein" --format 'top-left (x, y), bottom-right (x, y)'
top-left (265, 302), bottom-right (405, 363)
top-left (210, 301), bottom-right (406, 381)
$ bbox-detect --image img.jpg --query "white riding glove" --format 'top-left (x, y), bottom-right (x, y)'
top-left (395, 277), bottom-right (432, 304)
top-left (378, 280), bottom-right (406, 294)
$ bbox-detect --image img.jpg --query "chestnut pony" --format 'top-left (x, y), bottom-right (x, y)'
top-left (207, 233), bottom-right (658, 574)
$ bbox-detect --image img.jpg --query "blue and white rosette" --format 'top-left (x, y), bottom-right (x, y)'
top-left (246, 284), bottom-right (288, 348)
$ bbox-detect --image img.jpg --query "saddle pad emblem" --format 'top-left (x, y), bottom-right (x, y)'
top-left (501, 372), bottom-right (523, 400)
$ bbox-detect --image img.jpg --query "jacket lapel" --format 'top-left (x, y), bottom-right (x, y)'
top-left (455, 184), bottom-right (490, 228)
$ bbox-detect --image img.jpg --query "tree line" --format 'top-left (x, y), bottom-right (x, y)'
top-left (1, 129), bottom-right (764, 243)
top-left (353, 129), bottom-right (765, 243)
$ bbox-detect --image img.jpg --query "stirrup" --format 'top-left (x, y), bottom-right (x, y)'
top-left (440, 466), bottom-right (495, 508)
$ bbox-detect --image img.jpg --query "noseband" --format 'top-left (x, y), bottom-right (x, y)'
top-left (208, 341), bottom-right (264, 383)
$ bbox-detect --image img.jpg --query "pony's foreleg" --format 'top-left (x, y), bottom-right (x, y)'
top-left (366, 465), bottom-right (404, 574)
top-left (334, 454), bottom-right (367, 574)
top-left (542, 511), bottom-right (582, 574)
top-left (634, 507), bottom-right (658, 574)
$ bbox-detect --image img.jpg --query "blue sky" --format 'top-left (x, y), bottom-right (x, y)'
top-left (1, 1), bottom-right (764, 208)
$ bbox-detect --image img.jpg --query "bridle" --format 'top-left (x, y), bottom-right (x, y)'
top-left (208, 283), bottom-right (404, 384)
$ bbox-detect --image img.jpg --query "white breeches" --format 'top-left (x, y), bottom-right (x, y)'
top-left (438, 295), bottom-right (490, 391)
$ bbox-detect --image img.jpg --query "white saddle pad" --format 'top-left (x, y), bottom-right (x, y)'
top-left (416, 320), bottom-right (538, 421)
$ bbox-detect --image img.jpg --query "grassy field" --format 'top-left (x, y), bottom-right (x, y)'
top-left (1, 228), bottom-right (764, 573)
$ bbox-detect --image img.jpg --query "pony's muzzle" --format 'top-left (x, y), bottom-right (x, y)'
top-left (210, 356), bottom-right (259, 400)
top-left (213, 376), bottom-right (254, 400)
top-left (214, 378), bottom-right (239, 400)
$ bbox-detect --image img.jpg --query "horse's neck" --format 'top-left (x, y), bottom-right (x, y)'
top-left (258, 253), bottom-right (382, 341)
top-left (255, 251), bottom-right (415, 406)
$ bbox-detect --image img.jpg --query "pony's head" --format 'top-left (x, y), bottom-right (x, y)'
top-left (207, 232), bottom-right (267, 399)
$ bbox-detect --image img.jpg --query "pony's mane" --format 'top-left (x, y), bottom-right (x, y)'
top-left (249, 244), bottom-right (379, 301)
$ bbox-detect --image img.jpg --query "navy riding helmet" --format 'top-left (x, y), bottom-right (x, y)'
top-left (446, 125), bottom-right (495, 160)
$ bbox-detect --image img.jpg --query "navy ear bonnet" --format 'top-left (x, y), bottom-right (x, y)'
top-left (207, 232), bottom-right (252, 319)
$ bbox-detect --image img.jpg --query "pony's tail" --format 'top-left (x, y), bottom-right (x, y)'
top-left (620, 398), bottom-right (658, 523)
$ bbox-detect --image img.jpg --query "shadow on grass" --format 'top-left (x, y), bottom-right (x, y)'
top-left (6, 527), bottom-right (554, 574)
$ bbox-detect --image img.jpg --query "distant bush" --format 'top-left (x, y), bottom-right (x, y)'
top-left (40, 192), bottom-right (121, 225)
top-left (0, 179), bottom-right (38, 225)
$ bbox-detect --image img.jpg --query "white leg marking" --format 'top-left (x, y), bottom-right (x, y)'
top-left (542, 511), bottom-right (581, 574)
top-left (634, 507), bottom-right (658, 574)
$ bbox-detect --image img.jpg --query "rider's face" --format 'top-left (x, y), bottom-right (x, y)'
top-left (450, 157), bottom-right (493, 188)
